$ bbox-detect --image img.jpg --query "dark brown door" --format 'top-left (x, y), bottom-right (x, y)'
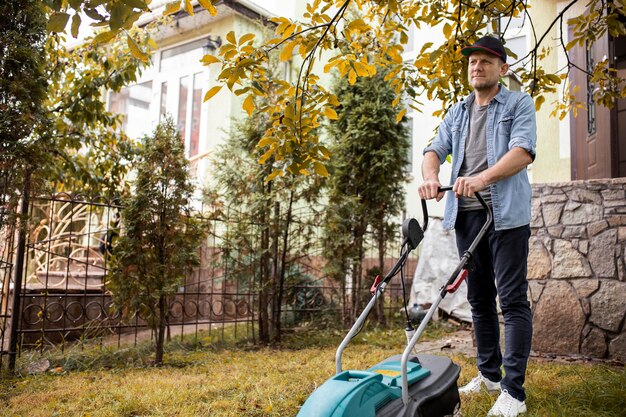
top-left (570, 31), bottom-right (613, 179)
top-left (570, 26), bottom-right (626, 179)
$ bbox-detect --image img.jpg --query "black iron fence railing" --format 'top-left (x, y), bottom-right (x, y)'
top-left (0, 190), bottom-right (417, 372)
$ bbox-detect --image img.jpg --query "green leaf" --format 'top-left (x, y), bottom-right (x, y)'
top-left (47, 12), bottom-right (70, 33)
top-left (93, 30), bottom-right (118, 44)
top-left (84, 8), bottom-right (105, 21)
top-left (545, 74), bottom-right (561, 84)
top-left (71, 13), bottom-right (81, 38)
top-left (122, 0), bottom-right (149, 10)
top-left (127, 36), bottom-right (150, 62)
top-left (123, 0), bottom-right (150, 11)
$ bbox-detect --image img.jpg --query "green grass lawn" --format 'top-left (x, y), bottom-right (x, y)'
top-left (1, 324), bottom-right (624, 417)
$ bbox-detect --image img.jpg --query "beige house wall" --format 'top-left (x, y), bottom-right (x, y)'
top-left (526, 0), bottom-right (572, 183)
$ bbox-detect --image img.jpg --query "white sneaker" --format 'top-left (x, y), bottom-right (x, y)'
top-left (458, 372), bottom-right (501, 394)
top-left (487, 389), bottom-right (527, 417)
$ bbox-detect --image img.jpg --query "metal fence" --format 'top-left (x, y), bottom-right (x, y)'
top-left (0, 191), bottom-right (418, 371)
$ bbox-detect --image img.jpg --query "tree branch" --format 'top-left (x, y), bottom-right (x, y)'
top-left (295, 0), bottom-right (352, 143)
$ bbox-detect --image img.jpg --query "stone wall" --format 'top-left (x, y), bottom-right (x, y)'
top-left (528, 178), bottom-right (626, 361)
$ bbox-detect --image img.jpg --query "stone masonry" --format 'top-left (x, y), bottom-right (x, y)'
top-left (529, 178), bottom-right (626, 361)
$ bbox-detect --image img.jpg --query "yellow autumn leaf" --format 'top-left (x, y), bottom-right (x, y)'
top-left (239, 33), bottom-right (255, 45)
top-left (183, 0), bottom-right (194, 15)
top-left (127, 36), bottom-right (149, 62)
top-left (265, 168), bottom-right (282, 182)
top-left (243, 95), bottom-right (255, 116)
top-left (257, 137), bottom-right (277, 148)
top-left (313, 162), bottom-right (329, 177)
top-left (282, 23), bottom-right (297, 39)
top-left (353, 62), bottom-right (369, 77)
top-left (348, 69), bottom-right (357, 85)
top-left (396, 108), bottom-right (407, 123)
top-left (226, 31), bottom-right (236, 44)
top-left (280, 40), bottom-right (298, 61)
top-left (347, 18), bottom-right (367, 31)
top-left (258, 147), bottom-right (275, 164)
top-left (203, 85), bottom-right (222, 101)
top-left (324, 107), bottom-right (338, 120)
top-left (197, 0), bottom-right (217, 15)
top-left (535, 95), bottom-right (545, 111)
top-left (200, 54), bottom-right (220, 65)
top-left (163, 1), bottom-right (181, 16)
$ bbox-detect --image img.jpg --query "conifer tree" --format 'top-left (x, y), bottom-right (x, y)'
top-left (324, 67), bottom-right (410, 323)
top-left (205, 111), bottom-right (323, 343)
top-left (108, 119), bottom-right (205, 364)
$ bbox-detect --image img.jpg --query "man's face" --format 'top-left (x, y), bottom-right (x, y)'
top-left (467, 51), bottom-right (509, 91)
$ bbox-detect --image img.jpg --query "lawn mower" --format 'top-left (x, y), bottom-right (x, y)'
top-left (297, 186), bottom-right (493, 417)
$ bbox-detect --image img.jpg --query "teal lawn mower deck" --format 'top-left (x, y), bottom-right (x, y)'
top-left (296, 187), bottom-right (492, 417)
top-left (297, 354), bottom-right (460, 417)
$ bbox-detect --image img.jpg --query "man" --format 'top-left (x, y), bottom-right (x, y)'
top-left (418, 35), bottom-right (536, 417)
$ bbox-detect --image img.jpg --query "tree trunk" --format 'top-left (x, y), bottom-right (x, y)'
top-left (275, 191), bottom-right (294, 343)
top-left (341, 271), bottom-right (347, 325)
top-left (258, 183), bottom-right (272, 343)
top-left (155, 295), bottom-right (167, 365)
top-left (270, 201), bottom-right (280, 342)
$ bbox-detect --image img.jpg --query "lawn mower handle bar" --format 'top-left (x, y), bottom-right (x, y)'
top-left (421, 185), bottom-right (490, 232)
top-left (401, 186), bottom-right (493, 406)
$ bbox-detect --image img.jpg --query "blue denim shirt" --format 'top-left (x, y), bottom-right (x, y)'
top-left (423, 84), bottom-right (537, 231)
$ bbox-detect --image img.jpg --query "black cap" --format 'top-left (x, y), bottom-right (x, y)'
top-left (461, 36), bottom-right (507, 63)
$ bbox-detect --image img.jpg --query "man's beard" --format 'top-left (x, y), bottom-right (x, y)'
top-left (471, 78), bottom-right (498, 91)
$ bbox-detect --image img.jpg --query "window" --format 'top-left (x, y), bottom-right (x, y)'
top-left (160, 39), bottom-right (205, 72)
top-left (108, 38), bottom-right (211, 168)
top-left (108, 81), bottom-right (153, 138)
top-left (504, 35), bottom-right (526, 70)
top-left (178, 76), bottom-right (190, 144)
top-left (190, 72), bottom-right (205, 157)
top-left (496, 14), bottom-right (528, 71)
top-left (159, 81), bottom-right (168, 121)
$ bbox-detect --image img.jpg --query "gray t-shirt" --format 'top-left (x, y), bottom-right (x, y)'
top-left (458, 102), bottom-right (492, 210)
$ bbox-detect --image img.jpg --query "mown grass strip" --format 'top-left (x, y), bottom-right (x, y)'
top-left (1, 325), bottom-right (624, 417)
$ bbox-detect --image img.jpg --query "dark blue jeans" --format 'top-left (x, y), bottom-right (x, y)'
top-left (455, 209), bottom-right (532, 402)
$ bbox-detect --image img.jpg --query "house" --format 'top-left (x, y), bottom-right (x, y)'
top-left (107, 0), bottom-right (303, 184)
